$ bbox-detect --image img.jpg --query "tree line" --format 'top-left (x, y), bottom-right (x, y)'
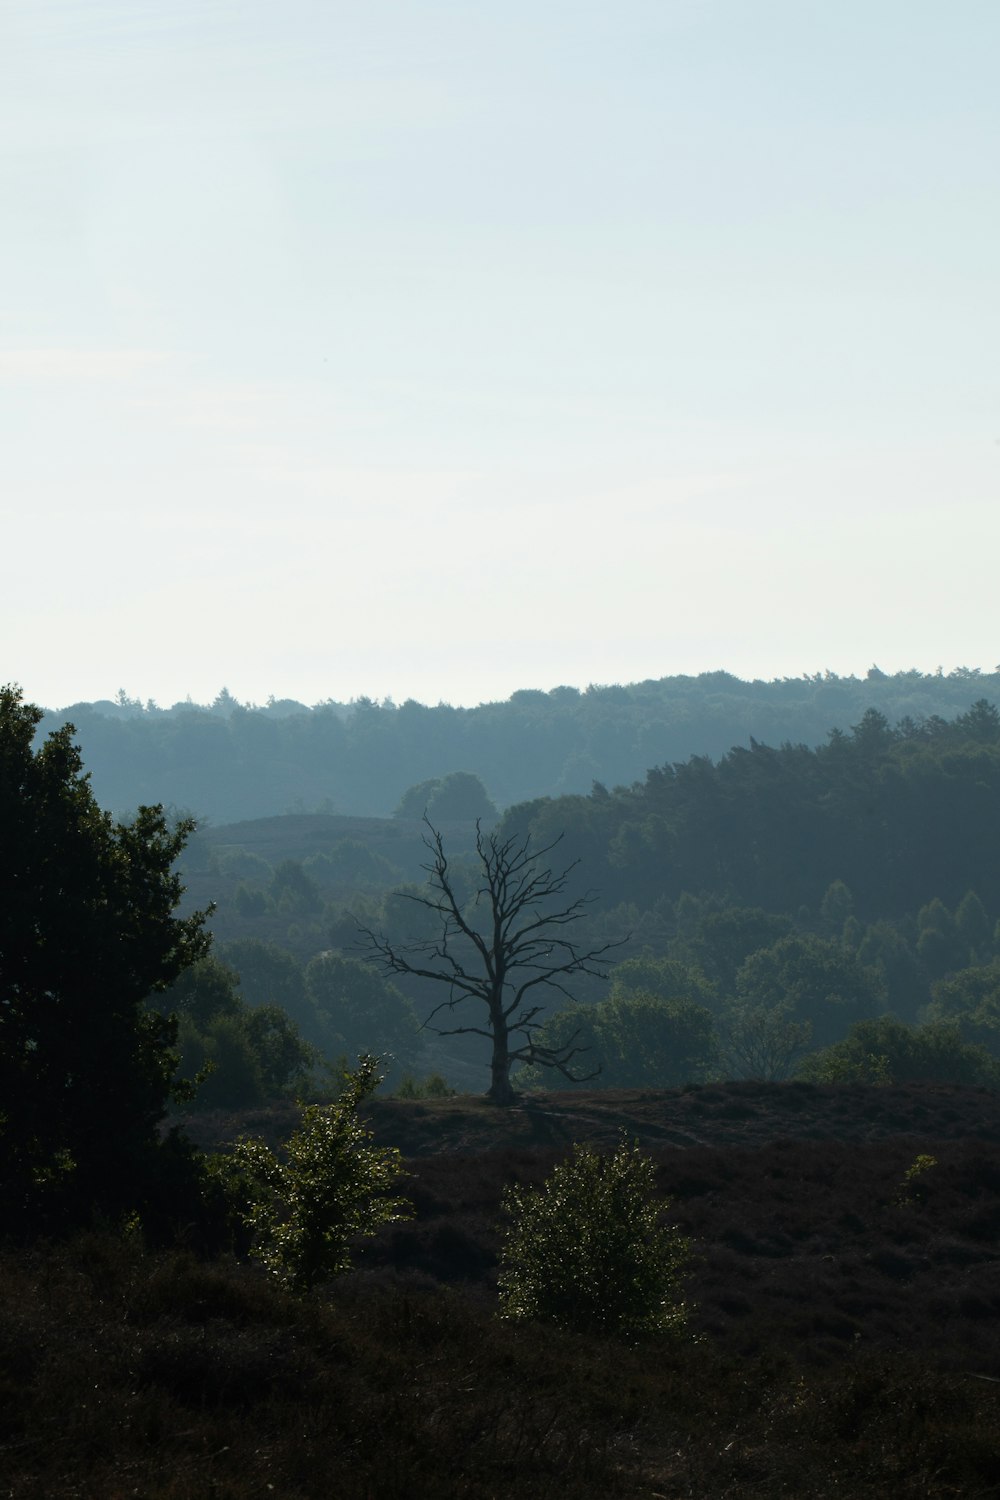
top-left (40, 666), bottom-right (1000, 822)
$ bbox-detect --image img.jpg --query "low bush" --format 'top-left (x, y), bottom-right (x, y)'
top-left (219, 1056), bottom-right (411, 1291)
top-left (498, 1135), bottom-right (691, 1336)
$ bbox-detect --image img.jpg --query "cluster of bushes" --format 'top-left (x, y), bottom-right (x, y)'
top-left (149, 945), bottom-right (423, 1109)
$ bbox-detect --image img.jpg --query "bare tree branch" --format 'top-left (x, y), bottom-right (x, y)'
top-left (356, 818), bottom-right (625, 1104)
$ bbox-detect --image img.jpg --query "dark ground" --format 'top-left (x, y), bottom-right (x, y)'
top-left (189, 1081), bottom-right (1000, 1371)
top-left (6, 1082), bottom-right (1000, 1497)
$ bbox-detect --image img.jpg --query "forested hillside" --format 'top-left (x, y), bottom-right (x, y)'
top-left (506, 698), bottom-right (1000, 920)
top-left (162, 695), bottom-right (1000, 1103)
top-left (41, 665), bottom-right (1000, 823)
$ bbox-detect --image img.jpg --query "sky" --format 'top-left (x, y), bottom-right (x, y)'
top-left (3, 0), bottom-right (999, 711)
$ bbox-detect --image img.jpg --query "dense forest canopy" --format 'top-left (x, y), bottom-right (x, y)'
top-left (507, 698), bottom-right (1000, 921)
top-left (16, 672), bottom-right (1000, 1103)
top-left (147, 687), bottom-right (1000, 1100)
top-left (37, 665), bottom-right (1000, 823)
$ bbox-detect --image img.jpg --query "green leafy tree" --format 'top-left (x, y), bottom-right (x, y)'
top-left (0, 685), bottom-right (210, 1223)
top-left (304, 951), bottom-right (421, 1075)
top-left (226, 1055), bottom-right (410, 1291)
top-left (177, 1013), bottom-right (266, 1109)
top-left (217, 938), bottom-right (308, 1017)
top-left (856, 920), bottom-right (924, 1022)
top-left (270, 859), bottom-right (323, 914)
top-left (735, 935), bottom-right (884, 1049)
top-left (609, 954), bottom-right (717, 1011)
top-left (688, 908), bottom-right (793, 993)
top-left (800, 1016), bottom-right (999, 1086)
top-left (242, 1005), bottom-right (318, 1097)
top-left (916, 898), bottom-right (966, 980)
top-left (395, 771), bottom-right (499, 824)
top-left (598, 991), bottom-right (717, 1087)
top-left (514, 1004), bottom-right (601, 1091)
top-left (393, 777), bottom-right (442, 819)
top-left (819, 880), bottom-right (855, 937)
top-left (233, 882), bottom-right (271, 919)
top-left (519, 988), bottom-right (716, 1091)
top-left (926, 963), bottom-right (1000, 1055)
top-left (954, 890), bottom-right (993, 964)
top-left (498, 1136), bottom-right (690, 1336)
top-left (160, 955), bottom-right (243, 1029)
top-left (304, 840), bottom-right (400, 890)
top-left (158, 957), bottom-right (317, 1109)
top-left (719, 1000), bottom-right (813, 1080)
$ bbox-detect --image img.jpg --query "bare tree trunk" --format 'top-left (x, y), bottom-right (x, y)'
top-left (488, 1018), bottom-right (515, 1105)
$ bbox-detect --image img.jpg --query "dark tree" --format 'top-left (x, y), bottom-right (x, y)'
top-left (358, 821), bottom-right (622, 1104)
top-left (0, 685), bottom-right (211, 1226)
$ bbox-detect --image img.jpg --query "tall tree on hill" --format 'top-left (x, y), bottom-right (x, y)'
top-left (357, 821), bottom-right (623, 1104)
top-left (0, 685), bottom-right (211, 1227)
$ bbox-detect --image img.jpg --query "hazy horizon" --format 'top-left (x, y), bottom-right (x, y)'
top-left (27, 655), bottom-right (1000, 717)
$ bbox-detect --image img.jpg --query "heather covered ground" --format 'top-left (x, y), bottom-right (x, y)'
top-left (4, 1083), bottom-right (1000, 1498)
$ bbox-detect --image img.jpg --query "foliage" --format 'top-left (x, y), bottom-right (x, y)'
top-left (608, 953), bottom-right (718, 1010)
top-left (303, 839), bottom-right (400, 890)
top-left (855, 920), bottom-right (924, 1022)
top-left (225, 1055), bottom-right (411, 1291)
top-left (799, 1016), bottom-right (1000, 1086)
top-left (175, 1007), bottom-right (318, 1110)
top-left (498, 1136), bottom-right (690, 1336)
top-left (45, 673), bottom-right (1000, 832)
top-left (719, 1001), bottom-right (813, 1081)
top-left (177, 1013), bottom-right (265, 1108)
top-left (217, 937), bottom-right (310, 1021)
top-left (596, 991), bottom-right (717, 1087)
top-left (894, 1153), bottom-right (938, 1207)
top-left (270, 858), bottom-right (323, 914)
top-left (735, 936), bottom-right (885, 1050)
top-left (687, 907), bottom-right (793, 993)
top-left (156, 957), bottom-right (317, 1108)
top-left (159, 954), bottom-right (243, 1029)
top-left (0, 685), bottom-right (210, 1225)
top-left (304, 950), bottom-right (421, 1078)
top-left (819, 879), bottom-right (855, 936)
top-left (394, 769), bottom-right (499, 824)
top-left (926, 962), bottom-right (1000, 1055)
top-left (521, 990), bottom-right (716, 1090)
top-left (242, 1005), bottom-right (318, 1097)
top-left (514, 1004), bottom-right (601, 1090)
top-left (358, 821), bottom-right (623, 1104)
top-left (954, 889), bottom-right (993, 963)
top-left (393, 1071), bottom-right (457, 1099)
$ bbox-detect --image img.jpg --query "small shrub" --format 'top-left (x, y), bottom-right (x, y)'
top-left (226, 1055), bottom-right (411, 1291)
top-left (895, 1153), bottom-right (938, 1207)
top-left (497, 1135), bottom-right (691, 1337)
top-left (394, 1072), bottom-right (457, 1100)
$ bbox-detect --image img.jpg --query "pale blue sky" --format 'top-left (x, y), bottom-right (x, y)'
top-left (3, 0), bottom-right (998, 709)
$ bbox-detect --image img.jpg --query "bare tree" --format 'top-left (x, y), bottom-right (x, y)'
top-left (357, 820), bottom-right (624, 1105)
top-left (718, 1002), bottom-right (813, 1082)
